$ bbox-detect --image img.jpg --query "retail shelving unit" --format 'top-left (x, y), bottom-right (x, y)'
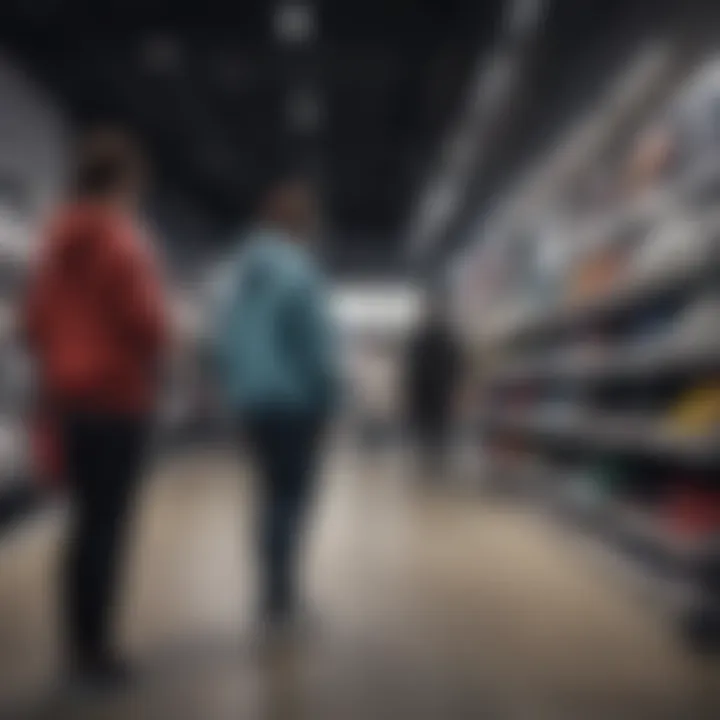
top-left (0, 216), bottom-right (40, 529)
top-left (454, 61), bottom-right (720, 651)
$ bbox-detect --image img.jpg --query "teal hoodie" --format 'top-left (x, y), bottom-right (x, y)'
top-left (212, 228), bottom-right (338, 416)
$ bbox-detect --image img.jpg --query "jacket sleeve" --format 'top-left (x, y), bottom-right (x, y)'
top-left (286, 269), bottom-right (341, 413)
top-left (207, 257), bottom-right (240, 382)
top-left (103, 230), bottom-right (169, 360)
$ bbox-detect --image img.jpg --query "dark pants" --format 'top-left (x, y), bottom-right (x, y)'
top-left (244, 411), bottom-right (323, 617)
top-left (412, 412), bottom-right (450, 479)
top-left (61, 412), bottom-right (148, 664)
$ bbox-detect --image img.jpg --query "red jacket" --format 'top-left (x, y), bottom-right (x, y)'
top-left (24, 202), bottom-right (169, 415)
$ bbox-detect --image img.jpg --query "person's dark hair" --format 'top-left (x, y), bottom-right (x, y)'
top-left (72, 129), bottom-right (145, 198)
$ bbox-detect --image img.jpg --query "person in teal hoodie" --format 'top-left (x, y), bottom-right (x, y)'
top-left (213, 175), bottom-right (338, 622)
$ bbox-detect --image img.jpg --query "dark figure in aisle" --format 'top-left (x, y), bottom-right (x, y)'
top-left (213, 174), bottom-right (338, 624)
top-left (23, 131), bottom-right (169, 685)
top-left (404, 297), bottom-right (464, 480)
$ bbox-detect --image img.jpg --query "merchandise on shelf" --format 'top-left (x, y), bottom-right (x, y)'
top-left (624, 305), bottom-right (679, 349)
top-left (664, 380), bottom-right (720, 436)
top-left (565, 244), bottom-right (628, 305)
top-left (628, 215), bottom-right (708, 280)
top-left (625, 125), bottom-right (675, 196)
top-left (590, 458), bottom-right (629, 495)
top-left (666, 58), bottom-right (720, 177)
top-left (563, 466), bottom-right (611, 512)
top-left (569, 331), bottom-right (612, 362)
top-left (662, 482), bottom-right (720, 538)
top-left (451, 53), bottom-right (720, 649)
top-left (669, 293), bottom-right (720, 348)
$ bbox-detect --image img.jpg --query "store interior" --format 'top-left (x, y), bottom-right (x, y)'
top-left (0, 2), bottom-right (720, 718)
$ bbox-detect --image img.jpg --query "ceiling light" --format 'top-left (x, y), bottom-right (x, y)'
top-left (274, 3), bottom-right (316, 45)
top-left (506, 0), bottom-right (546, 39)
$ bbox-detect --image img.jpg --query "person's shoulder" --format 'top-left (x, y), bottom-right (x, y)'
top-left (38, 201), bottom-right (114, 261)
top-left (264, 231), bottom-right (321, 284)
top-left (44, 201), bottom-right (103, 238)
top-left (52, 202), bottom-right (136, 251)
top-left (91, 209), bottom-right (158, 277)
top-left (287, 245), bottom-right (320, 283)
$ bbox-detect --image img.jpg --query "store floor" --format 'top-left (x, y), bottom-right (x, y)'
top-left (0, 447), bottom-right (717, 719)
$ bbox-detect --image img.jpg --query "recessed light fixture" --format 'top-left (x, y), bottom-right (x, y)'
top-left (274, 2), bottom-right (316, 45)
top-left (505, 0), bottom-right (545, 40)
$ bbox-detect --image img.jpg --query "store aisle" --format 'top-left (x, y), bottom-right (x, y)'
top-left (0, 448), bottom-right (717, 719)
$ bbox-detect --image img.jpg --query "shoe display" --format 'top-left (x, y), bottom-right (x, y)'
top-left (664, 380), bottom-right (720, 436)
top-left (624, 306), bottom-right (678, 350)
top-left (563, 467), bottom-right (610, 513)
top-left (662, 483), bottom-right (720, 538)
top-left (465, 52), bottom-right (720, 655)
top-left (628, 216), bottom-right (705, 280)
top-left (566, 245), bottom-right (627, 304)
top-left (668, 293), bottom-right (720, 349)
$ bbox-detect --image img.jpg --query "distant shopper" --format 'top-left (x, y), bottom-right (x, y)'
top-left (23, 130), bottom-right (169, 685)
top-left (214, 174), bottom-right (338, 624)
top-left (404, 295), bottom-right (464, 480)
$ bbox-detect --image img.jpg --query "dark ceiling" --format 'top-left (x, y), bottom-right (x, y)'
top-left (0, 0), bottom-right (499, 275)
top-left (0, 0), bottom-right (708, 278)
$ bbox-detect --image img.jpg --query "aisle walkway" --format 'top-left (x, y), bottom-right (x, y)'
top-left (0, 448), bottom-right (717, 719)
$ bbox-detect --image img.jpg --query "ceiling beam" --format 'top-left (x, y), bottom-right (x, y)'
top-left (405, 0), bottom-right (549, 260)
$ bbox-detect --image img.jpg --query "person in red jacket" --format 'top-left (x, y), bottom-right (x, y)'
top-left (23, 129), bottom-right (169, 685)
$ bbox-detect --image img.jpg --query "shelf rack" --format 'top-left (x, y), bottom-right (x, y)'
top-left (465, 142), bottom-right (720, 651)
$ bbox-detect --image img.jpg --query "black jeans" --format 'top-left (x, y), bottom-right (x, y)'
top-left (244, 411), bottom-right (324, 617)
top-left (412, 414), bottom-right (451, 479)
top-left (61, 411), bottom-right (148, 664)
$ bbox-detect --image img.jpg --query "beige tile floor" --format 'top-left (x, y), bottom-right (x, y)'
top-left (0, 446), bottom-right (717, 719)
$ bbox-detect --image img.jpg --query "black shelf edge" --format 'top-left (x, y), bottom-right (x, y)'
top-left (481, 412), bottom-right (720, 463)
top-left (491, 342), bottom-right (720, 386)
